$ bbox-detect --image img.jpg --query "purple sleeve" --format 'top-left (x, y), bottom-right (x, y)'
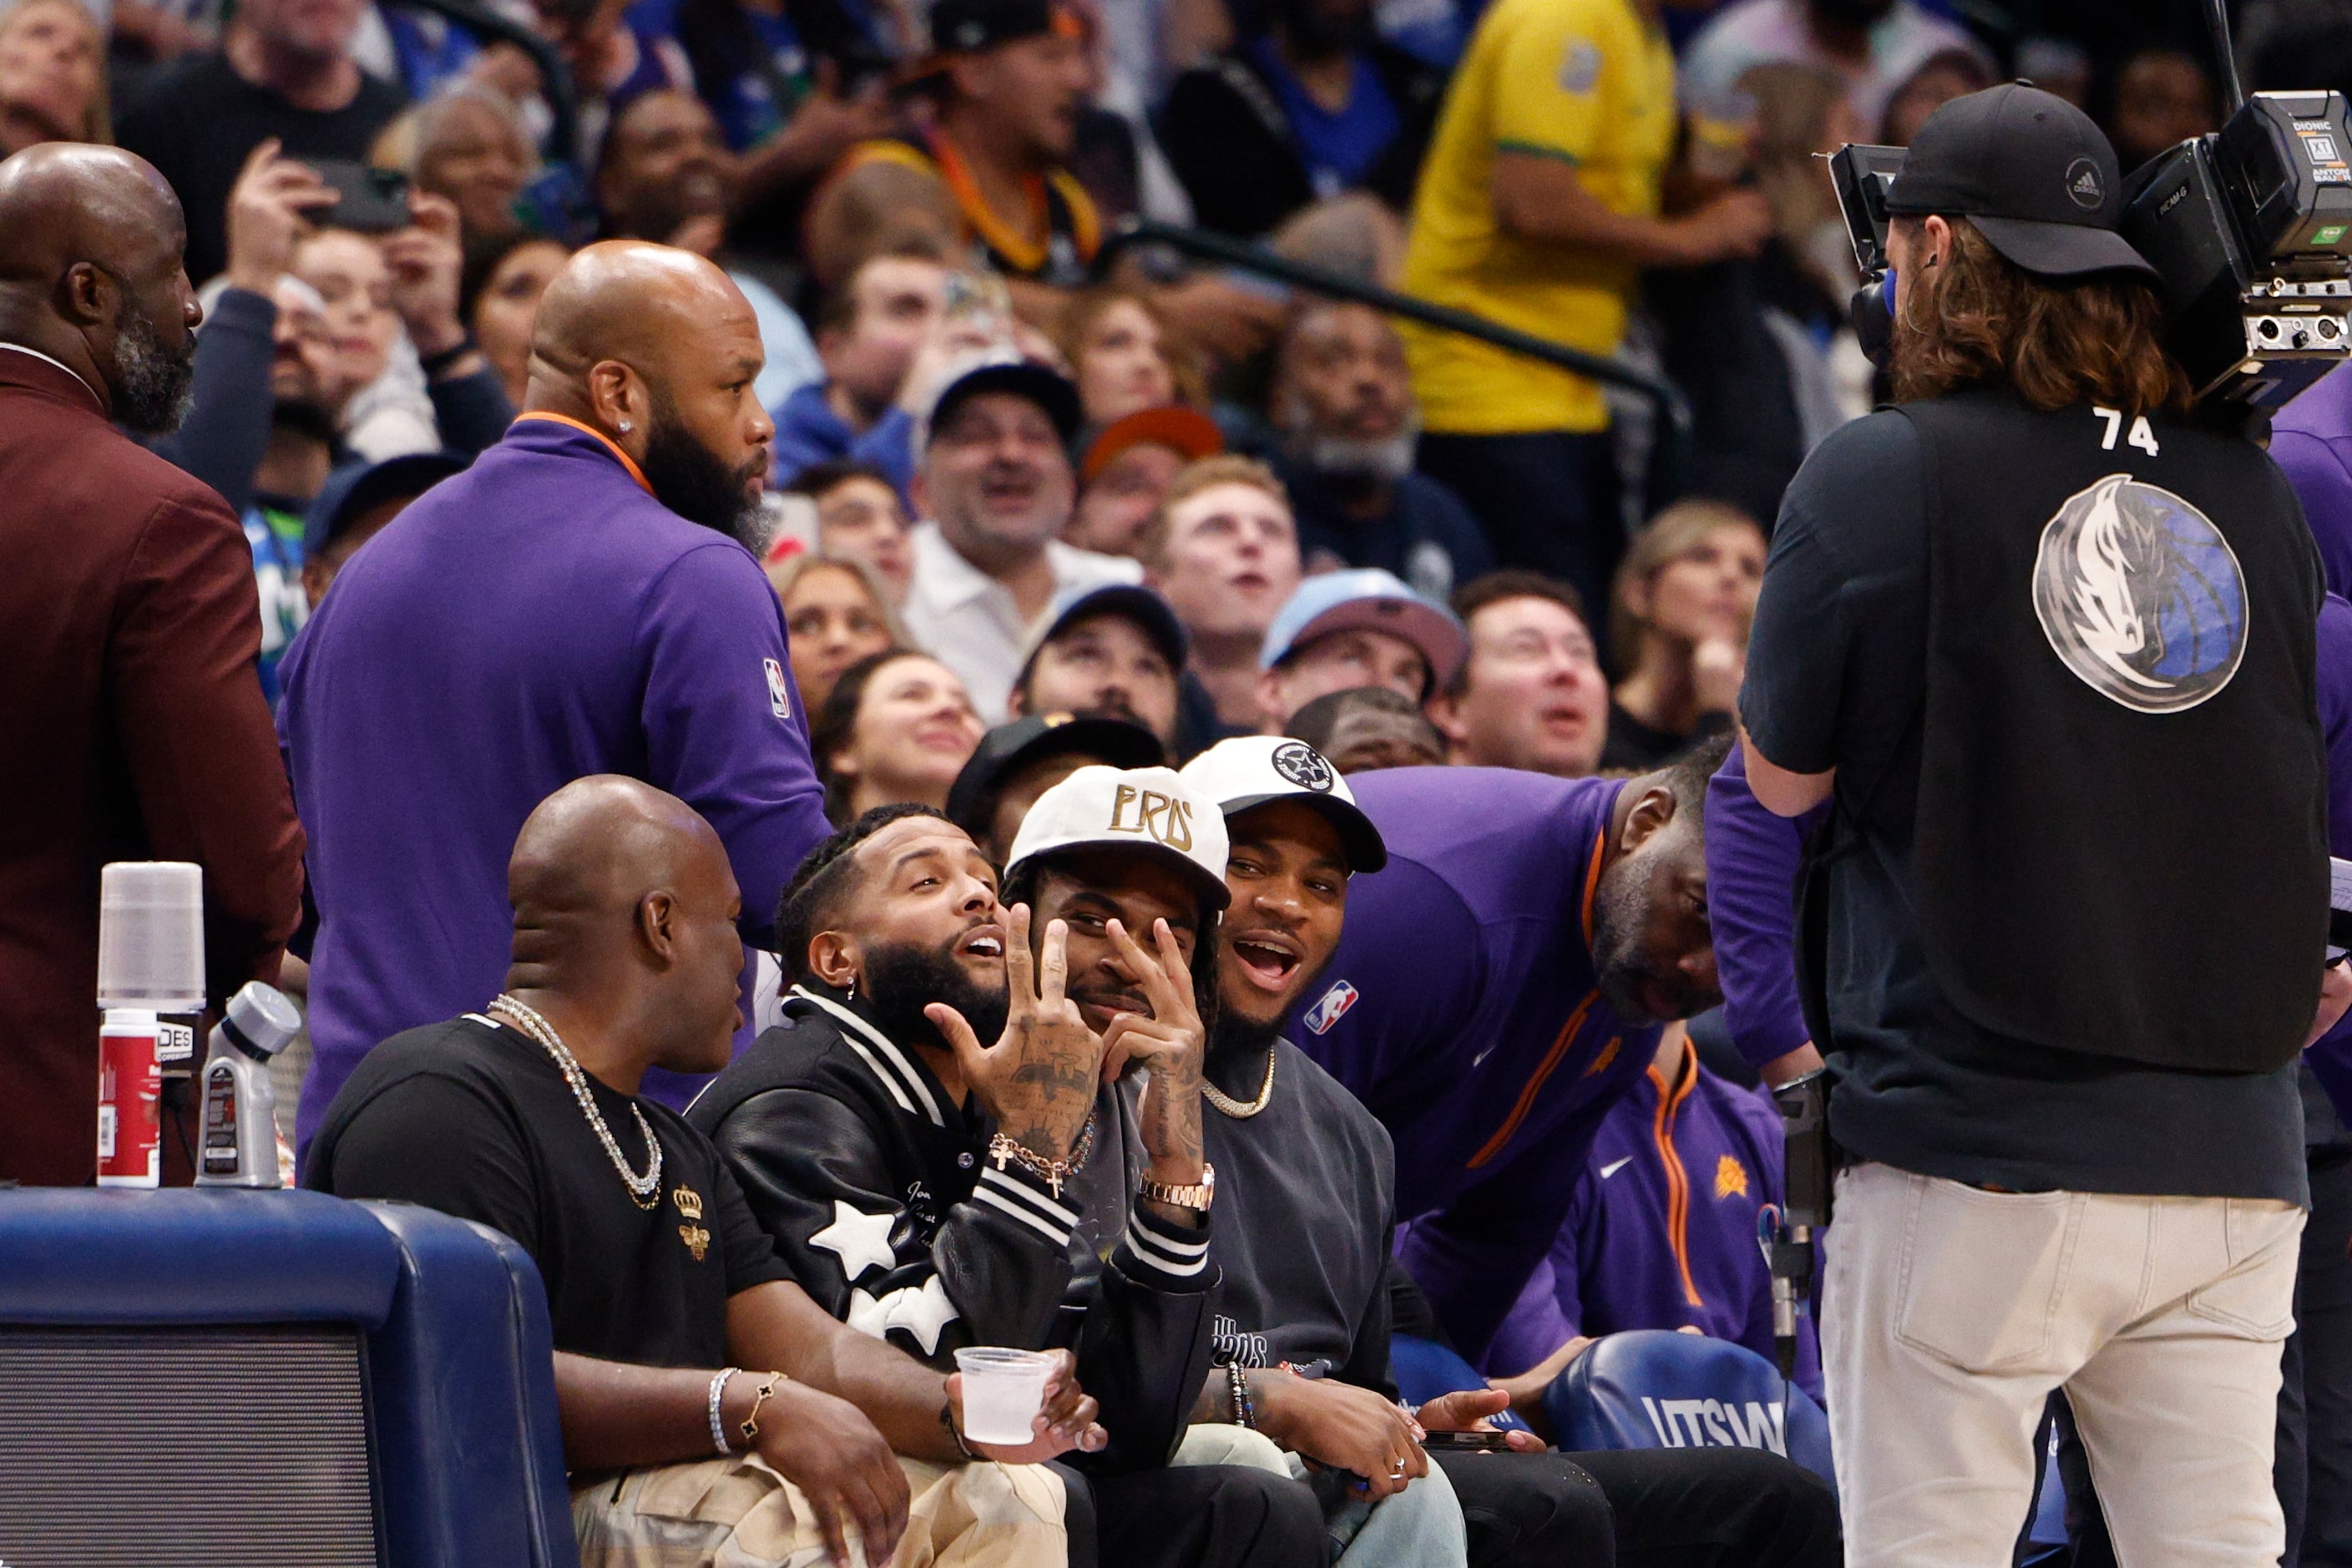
top-left (2275, 430), bottom-right (2352, 603)
top-left (636, 543), bottom-right (833, 948)
top-left (1706, 743), bottom-right (1825, 1069)
top-left (2306, 595), bottom-right (2352, 1120)
top-left (1479, 1180), bottom-right (1591, 1376)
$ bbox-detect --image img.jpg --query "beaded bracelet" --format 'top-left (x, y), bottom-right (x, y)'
top-left (1226, 1363), bottom-right (1256, 1429)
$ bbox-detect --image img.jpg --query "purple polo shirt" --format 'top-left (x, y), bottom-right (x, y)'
top-left (2275, 364), bottom-right (2352, 602)
top-left (280, 417), bottom-right (832, 1149)
top-left (1485, 1048), bottom-right (1824, 1402)
top-left (1293, 766), bottom-right (1659, 1359)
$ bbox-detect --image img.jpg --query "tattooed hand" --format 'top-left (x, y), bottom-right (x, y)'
top-left (1100, 918), bottom-right (1208, 1208)
top-left (928, 904), bottom-right (1107, 1161)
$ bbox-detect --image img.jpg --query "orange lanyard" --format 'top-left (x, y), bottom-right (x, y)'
top-left (929, 131), bottom-right (1054, 276)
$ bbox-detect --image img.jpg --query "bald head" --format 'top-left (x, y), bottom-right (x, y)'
top-left (508, 776), bottom-right (747, 1078)
top-left (526, 240), bottom-right (751, 401)
top-left (0, 143), bottom-right (199, 430)
top-left (523, 240), bottom-right (775, 538)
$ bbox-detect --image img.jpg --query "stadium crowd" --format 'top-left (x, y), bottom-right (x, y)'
top-left (9, 0), bottom-right (2352, 1561)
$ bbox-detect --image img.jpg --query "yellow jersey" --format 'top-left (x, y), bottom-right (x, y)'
top-left (1399, 0), bottom-right (1676, 434)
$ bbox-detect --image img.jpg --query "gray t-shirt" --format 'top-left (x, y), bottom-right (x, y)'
top-left (1070, 1038), bottom-right (1399, 1393)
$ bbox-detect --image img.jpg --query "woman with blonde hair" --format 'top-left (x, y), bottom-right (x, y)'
top-left (763, 553), bottom-right (908, 715)
top-left (0, 0), bottom-right (106, 156)
top-left (1054, 286), bottom-right (1205, 430)
top-left (1600, 498), bottom-right (1767, 770)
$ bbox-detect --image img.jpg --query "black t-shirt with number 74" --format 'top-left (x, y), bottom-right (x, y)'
top-left (309, 1014), bottom-right (792, 1368)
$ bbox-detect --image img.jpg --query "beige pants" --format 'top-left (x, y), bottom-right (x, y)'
top-left (1823, 1161), bottom-right (2304, 1566)
top-left (572, 1454), bottom-right (1065, 1568)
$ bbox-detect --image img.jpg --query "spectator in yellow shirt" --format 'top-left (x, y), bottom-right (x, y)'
top-left (1399, 0), bottom-right (1772, 620)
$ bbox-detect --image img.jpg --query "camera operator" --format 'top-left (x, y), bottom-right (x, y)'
top-left (1740, 83), bottom-right (2344, 1565)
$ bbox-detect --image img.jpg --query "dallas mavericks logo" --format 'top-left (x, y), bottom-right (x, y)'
top-left (2031, 473), bottom-right (2248, 714)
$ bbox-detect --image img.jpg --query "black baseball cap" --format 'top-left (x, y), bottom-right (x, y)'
top-left (925, 360), bottom-right (1084, 448)
top-left (1884, 82), bottom-right (2158, 281)
top-left (946, 711), bottom-right (1167, 836)
top-left (1018, 583), bottom-right (1190, 675)
top-left (302, 452), bottom-right (467, 557)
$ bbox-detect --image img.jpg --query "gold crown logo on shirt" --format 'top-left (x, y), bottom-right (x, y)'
top-left (673, 1185), bottom-right (705, 1221)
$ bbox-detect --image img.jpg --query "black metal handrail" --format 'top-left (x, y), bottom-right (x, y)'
top-left (1096, 215), bottom-right (1692, 473)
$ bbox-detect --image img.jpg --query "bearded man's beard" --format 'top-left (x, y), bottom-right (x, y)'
top-left (112, 305), bottom-right (198, 434)
top-left (862, 938), bottom-right (1012, 1055)
top-left (642, 387), bottom-right (764, 544)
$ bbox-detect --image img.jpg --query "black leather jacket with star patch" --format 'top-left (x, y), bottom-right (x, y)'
top-left (687, 985), bottom-right (1220, 1473)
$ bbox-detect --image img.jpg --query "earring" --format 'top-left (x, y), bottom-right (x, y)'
top-left (618, 419), bottom-right (634, 432)
top-left (844, 977), bottom-right (856, 1003)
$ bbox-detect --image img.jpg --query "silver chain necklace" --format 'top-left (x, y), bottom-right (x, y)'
top-left (1203, 1047), bottom-right (1276, 1120)
top-left (488, 994), bottom-right (663, 1210)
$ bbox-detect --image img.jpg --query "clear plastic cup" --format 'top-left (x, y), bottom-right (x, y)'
top-left (952, 1347), bottom-right (1055, 1445)
top-left (97, 861), bottom-right (205, 1010)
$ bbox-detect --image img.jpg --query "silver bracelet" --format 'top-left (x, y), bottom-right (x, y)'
top-left (709, 1366), bottom-right (741, 1457)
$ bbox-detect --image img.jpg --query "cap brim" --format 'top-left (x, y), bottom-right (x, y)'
top-left (1023, 584), bottom-right (1189, 671)
top-left (1009, 837), bottom-right (1233, 911)
top-left (1970, 215), bottom-right (2158, 281)
top-left (946, 716), bottom-right (1168, 828)
top-left (1276, 599), bottom-right (1468, 688)
top-left (1221, 790), bottom-right (1387, 874)
top-left (928, 362), bottom-right (1084, 445)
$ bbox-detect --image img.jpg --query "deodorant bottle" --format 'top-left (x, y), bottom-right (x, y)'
top-left (194, 982), bottom-right (302, 1188)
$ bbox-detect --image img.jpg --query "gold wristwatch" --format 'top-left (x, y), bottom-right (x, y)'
top-left (1137, 1163), bottom-right (1216, 1213)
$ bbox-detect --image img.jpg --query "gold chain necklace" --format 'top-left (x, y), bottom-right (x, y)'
top-left (1203, 1047), bottom-right (1276, 1120)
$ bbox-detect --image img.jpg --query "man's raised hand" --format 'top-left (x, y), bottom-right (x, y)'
top-left (927, 904), bottom-right (1105, 1161)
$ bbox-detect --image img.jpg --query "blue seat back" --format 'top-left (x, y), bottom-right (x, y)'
top-left (1388, 1334), bottom-right (1533, 1433)
top-left (0, 1188), bottom-right (577, 1568)
top-left (1545, 1329), bottom-right (1835, 1489)
top-left (362, 1201), bottom-right (580, 1568)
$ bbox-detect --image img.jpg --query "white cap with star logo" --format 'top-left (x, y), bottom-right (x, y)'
top-left (1179, 736), bottom-right (1388, 874)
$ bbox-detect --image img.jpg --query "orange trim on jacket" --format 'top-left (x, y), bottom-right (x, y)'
top-left (1647, 1050), bottom-right (1705, 1309)
top-left (1468, 827), bottom-right (1611, 1169)
top-left (511, 412), bottom-right (654, 495)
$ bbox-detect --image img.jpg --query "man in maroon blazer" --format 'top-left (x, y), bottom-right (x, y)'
top-left (0, 143), bottom-right (305, 1186)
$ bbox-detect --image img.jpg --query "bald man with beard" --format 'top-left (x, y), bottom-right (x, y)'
top-left (0, 143), bottom-right (303, 1186)
top-left (280, 241), bottom-right (835, 1150)
top-left (310, 776), bottom-right (1100, 1568)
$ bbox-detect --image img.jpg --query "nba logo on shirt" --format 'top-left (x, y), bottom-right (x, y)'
top-left (763, 658), bottom-right (792, 719)
top-left (1304, 979), bottom-right (1358, 1035)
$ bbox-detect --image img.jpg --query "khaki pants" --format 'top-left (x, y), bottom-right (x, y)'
top-left (572, 1454), bottom-right (1065, 1568)
top-left (1823, 1161), bottom-right (2304, 1566)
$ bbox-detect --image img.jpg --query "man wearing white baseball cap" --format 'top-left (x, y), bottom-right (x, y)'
top-left (1007, 761), bottom-right (1470, 1567)
top-left (1176, 736), bottom-right (1841, 1568)
top-left (1256, 569), bottom-right (1467, 731)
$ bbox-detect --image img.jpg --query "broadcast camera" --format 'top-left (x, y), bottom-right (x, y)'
top-left (1831, 68), bottom-right (2352, 417)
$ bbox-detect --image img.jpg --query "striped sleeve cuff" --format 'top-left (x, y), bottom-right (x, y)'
top-left (969, 1164), bottom-right (1079, 1248)
top-left (1115, 1201), bottom-right (1212, 1290)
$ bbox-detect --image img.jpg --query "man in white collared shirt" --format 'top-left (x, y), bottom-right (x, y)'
top-left (907, 362), bottom-right (1142, 721)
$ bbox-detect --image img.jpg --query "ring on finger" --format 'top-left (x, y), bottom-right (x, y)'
top-left (1388, 1459), bottom-right (1408, 1481)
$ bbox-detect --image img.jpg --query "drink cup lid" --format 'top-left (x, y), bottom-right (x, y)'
top-left (97, 862), bottom-right (205, 1008)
